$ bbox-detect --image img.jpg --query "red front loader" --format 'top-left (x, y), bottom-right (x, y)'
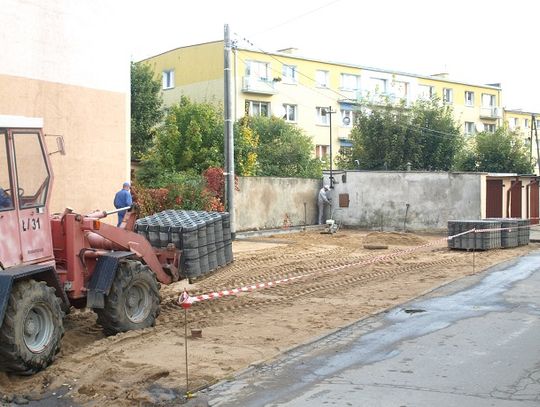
top-left (0, 117), bottom-right (181, 374)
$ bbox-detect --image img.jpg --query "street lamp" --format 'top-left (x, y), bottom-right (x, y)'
top-left (323, 106), bottom-right (335, 188)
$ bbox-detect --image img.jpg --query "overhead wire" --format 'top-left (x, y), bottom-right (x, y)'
top-left (233, 34), bottom-right (464, 141)
top-left (234, 52), bottom-right (340, 116)
top-left (234, 33), bottom-right (360, 104)
top-left (249, 0), bottom-right (346, 37)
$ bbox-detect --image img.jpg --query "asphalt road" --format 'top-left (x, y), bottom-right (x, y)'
top-left (200, 250), bottom-right (540, 407)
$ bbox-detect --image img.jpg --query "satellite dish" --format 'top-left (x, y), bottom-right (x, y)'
top-left (274, 105), bottom-right (286, 118)
top-left (343, 116), bottom-right (351, 126)
top-left (475, 123), bottom-right (484, 132)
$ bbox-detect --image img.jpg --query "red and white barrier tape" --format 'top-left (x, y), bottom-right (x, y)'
top-left (177, 224), bottom-right (534, 306)
top-left (187, 274), bottom-right (309, 304)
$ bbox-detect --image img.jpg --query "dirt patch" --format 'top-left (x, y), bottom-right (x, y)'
top-left (1, 229), bottom-right (538, 406)
top-left (363, 231), bottom-right (429, 246)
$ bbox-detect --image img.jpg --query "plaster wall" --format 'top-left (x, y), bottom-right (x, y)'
top-left (323, 171), bottom-right (483, 232)
top-left (234, 177), bottom-right (321, 231)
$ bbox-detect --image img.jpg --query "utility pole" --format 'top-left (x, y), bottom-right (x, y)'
top-left (530, 114), bottom-right (534, 163)
top-left (533, 115), bottom-right (540, 175)
top-left (325, 107), bottom-right (335, 188)
top-left (224, 24), bottom-right (235, 237)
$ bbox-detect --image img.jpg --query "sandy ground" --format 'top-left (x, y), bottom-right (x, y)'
top-left (1, 229), bottom-right (538, 406)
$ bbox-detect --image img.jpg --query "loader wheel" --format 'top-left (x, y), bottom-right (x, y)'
top-left (0, 280), bottom-right (64, 375)
top-left (95, 260), bottom-right (161, 336)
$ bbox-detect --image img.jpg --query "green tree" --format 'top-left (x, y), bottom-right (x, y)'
top-left (338, 98), bottom-right (462, 171)
top-left (131, 62), bottom-right (163, 159)
top-left (137, 96), bottom-right (224, 185)
top-left (234, 116), bottom-right (259, 176)
top-left (456, 127), bottom-right (533, 173)
top-left (247, 116), bottom-right (322, 177)
top-left (410, 99), bottom-right (463, 170)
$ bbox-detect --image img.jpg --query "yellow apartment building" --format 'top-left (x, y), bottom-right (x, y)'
top-left (504, 109), bottom-right (540, 169)
top-left (140, 40), bottom-right (534, 166)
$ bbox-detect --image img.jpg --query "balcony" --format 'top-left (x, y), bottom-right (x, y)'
top-left (242, 76), bottom-right (277, 95)
top-left (480, 106), bottom-right (502, 119)
top-left (337, 127), bottom-right (352, 140)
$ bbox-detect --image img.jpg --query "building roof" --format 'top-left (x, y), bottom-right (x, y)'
top-left (138, 39), bottom-right (503, 92)
top-left (236, 45), bottom-right (502, 91)
top-left (504, 109), bottom-right (539, 116)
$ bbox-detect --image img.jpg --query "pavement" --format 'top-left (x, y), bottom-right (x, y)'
top-left (195, 249), bottom-right (540, 407)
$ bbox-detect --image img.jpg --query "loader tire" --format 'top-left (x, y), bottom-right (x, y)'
top-left (0, 280), bottom-right (64, 375)
top-left (95, 260), bottom-right (161, 336)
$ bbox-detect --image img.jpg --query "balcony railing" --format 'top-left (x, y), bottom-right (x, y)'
top-left (480, 106), bottom-right (502, 119)
top-left (242, 76), bottom-right (277, 95)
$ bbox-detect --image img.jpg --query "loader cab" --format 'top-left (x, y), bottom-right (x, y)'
top-left (0, 116), bottom-right (54, 268)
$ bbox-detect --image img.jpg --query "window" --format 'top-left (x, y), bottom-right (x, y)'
top-left (537, 119), bottom-right (540, 129)
top-left (316, 70), bottom-right (329, 88)
top-left (443, 88), bottom-right (453, 104)
top-left (315, 144), bottom-right (329, 160)
top-left (418, 85), bottom-right (434, 100)
top-left (465, 91), bottom-right (474, 106)
top-left (341, 109), bottom-right (353, 127)
top-left (282, 104), bottom-right (297, 122)
top-left (162, 70), bottom-right (174, 89)
top-left (340, 74), bottom-right (360, 91)
top-left (245, 100), bottom-right (270, 117)
top-left (316, 107), bottom-right (330, 125)
top-left (0, 132), bottom-right (13, 210)
top-left (482, 93), bottom-right (496, 107)
top-left (525, 119), bottom-right (529, 128)
top-left (246, 60), bottom-right (270, 80)
top-left (464, 122), bottom-right (475, 135)
top-left (484, 124), bottom-right (496, 133)
top-left (393, 81), bottom-right (409, 99)
top-left (510, 118), bottom-right (519, 129)
top-left (13, 132), bottom-right (49, 208)
top-left (370, 78), bottom-right (387, 94)
top-left (282, 65), bottom-right (297, 84)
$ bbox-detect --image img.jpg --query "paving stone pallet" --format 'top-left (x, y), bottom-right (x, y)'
top-left (448, 220), bottom-right (501, 250)
top-left (448, 219), bottom-right (530, 250)
top-left (135, 210), bottom-right (233, 278)
top-left (484, 218), bottom-right (519, 248)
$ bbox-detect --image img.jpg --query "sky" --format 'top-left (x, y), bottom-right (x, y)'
top-left (125, 0), bottom-right (539, 112)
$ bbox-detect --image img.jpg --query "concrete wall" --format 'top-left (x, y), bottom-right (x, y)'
top-left (325, 171), bottom-right (483, 232)
top-left (1, 0), bottom-right (130, 216)
top-left (234, 177), bottom-right (321, 231)
top-left (233, 172), bottom-right (539, 233)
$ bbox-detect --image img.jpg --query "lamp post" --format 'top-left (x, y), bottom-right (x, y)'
top-left (325, 106), bottom-right (336, 188)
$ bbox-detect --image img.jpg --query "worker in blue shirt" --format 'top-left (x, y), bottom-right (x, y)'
top-left (113, 182), bottom-right (132, 226)
top-left (0, 187), bottom-right (12, 209)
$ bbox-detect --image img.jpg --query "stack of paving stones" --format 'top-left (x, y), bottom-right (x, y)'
top-left (517, 219), bottom-right (531, 246)
top-left (484, 218), bottom-right (519, 248)
top-left (447, 220), bottom-right (501, 250)
top-left (135, 210), bottom-right (233, 279)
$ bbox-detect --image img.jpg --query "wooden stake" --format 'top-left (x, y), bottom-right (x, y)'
top-left (184, 307), bottom-right (189, 396)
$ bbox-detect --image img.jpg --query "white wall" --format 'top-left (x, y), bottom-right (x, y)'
top-left (2, 0), bottom-right (129, 92)
top-left (0, 0), bottom-right (131, 216)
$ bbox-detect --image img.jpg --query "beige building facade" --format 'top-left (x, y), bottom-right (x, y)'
top-left (1, 0), bottom-right (130, 214)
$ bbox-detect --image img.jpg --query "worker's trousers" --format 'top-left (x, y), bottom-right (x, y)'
top-left (318, 202), bottom-right (326, 225)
